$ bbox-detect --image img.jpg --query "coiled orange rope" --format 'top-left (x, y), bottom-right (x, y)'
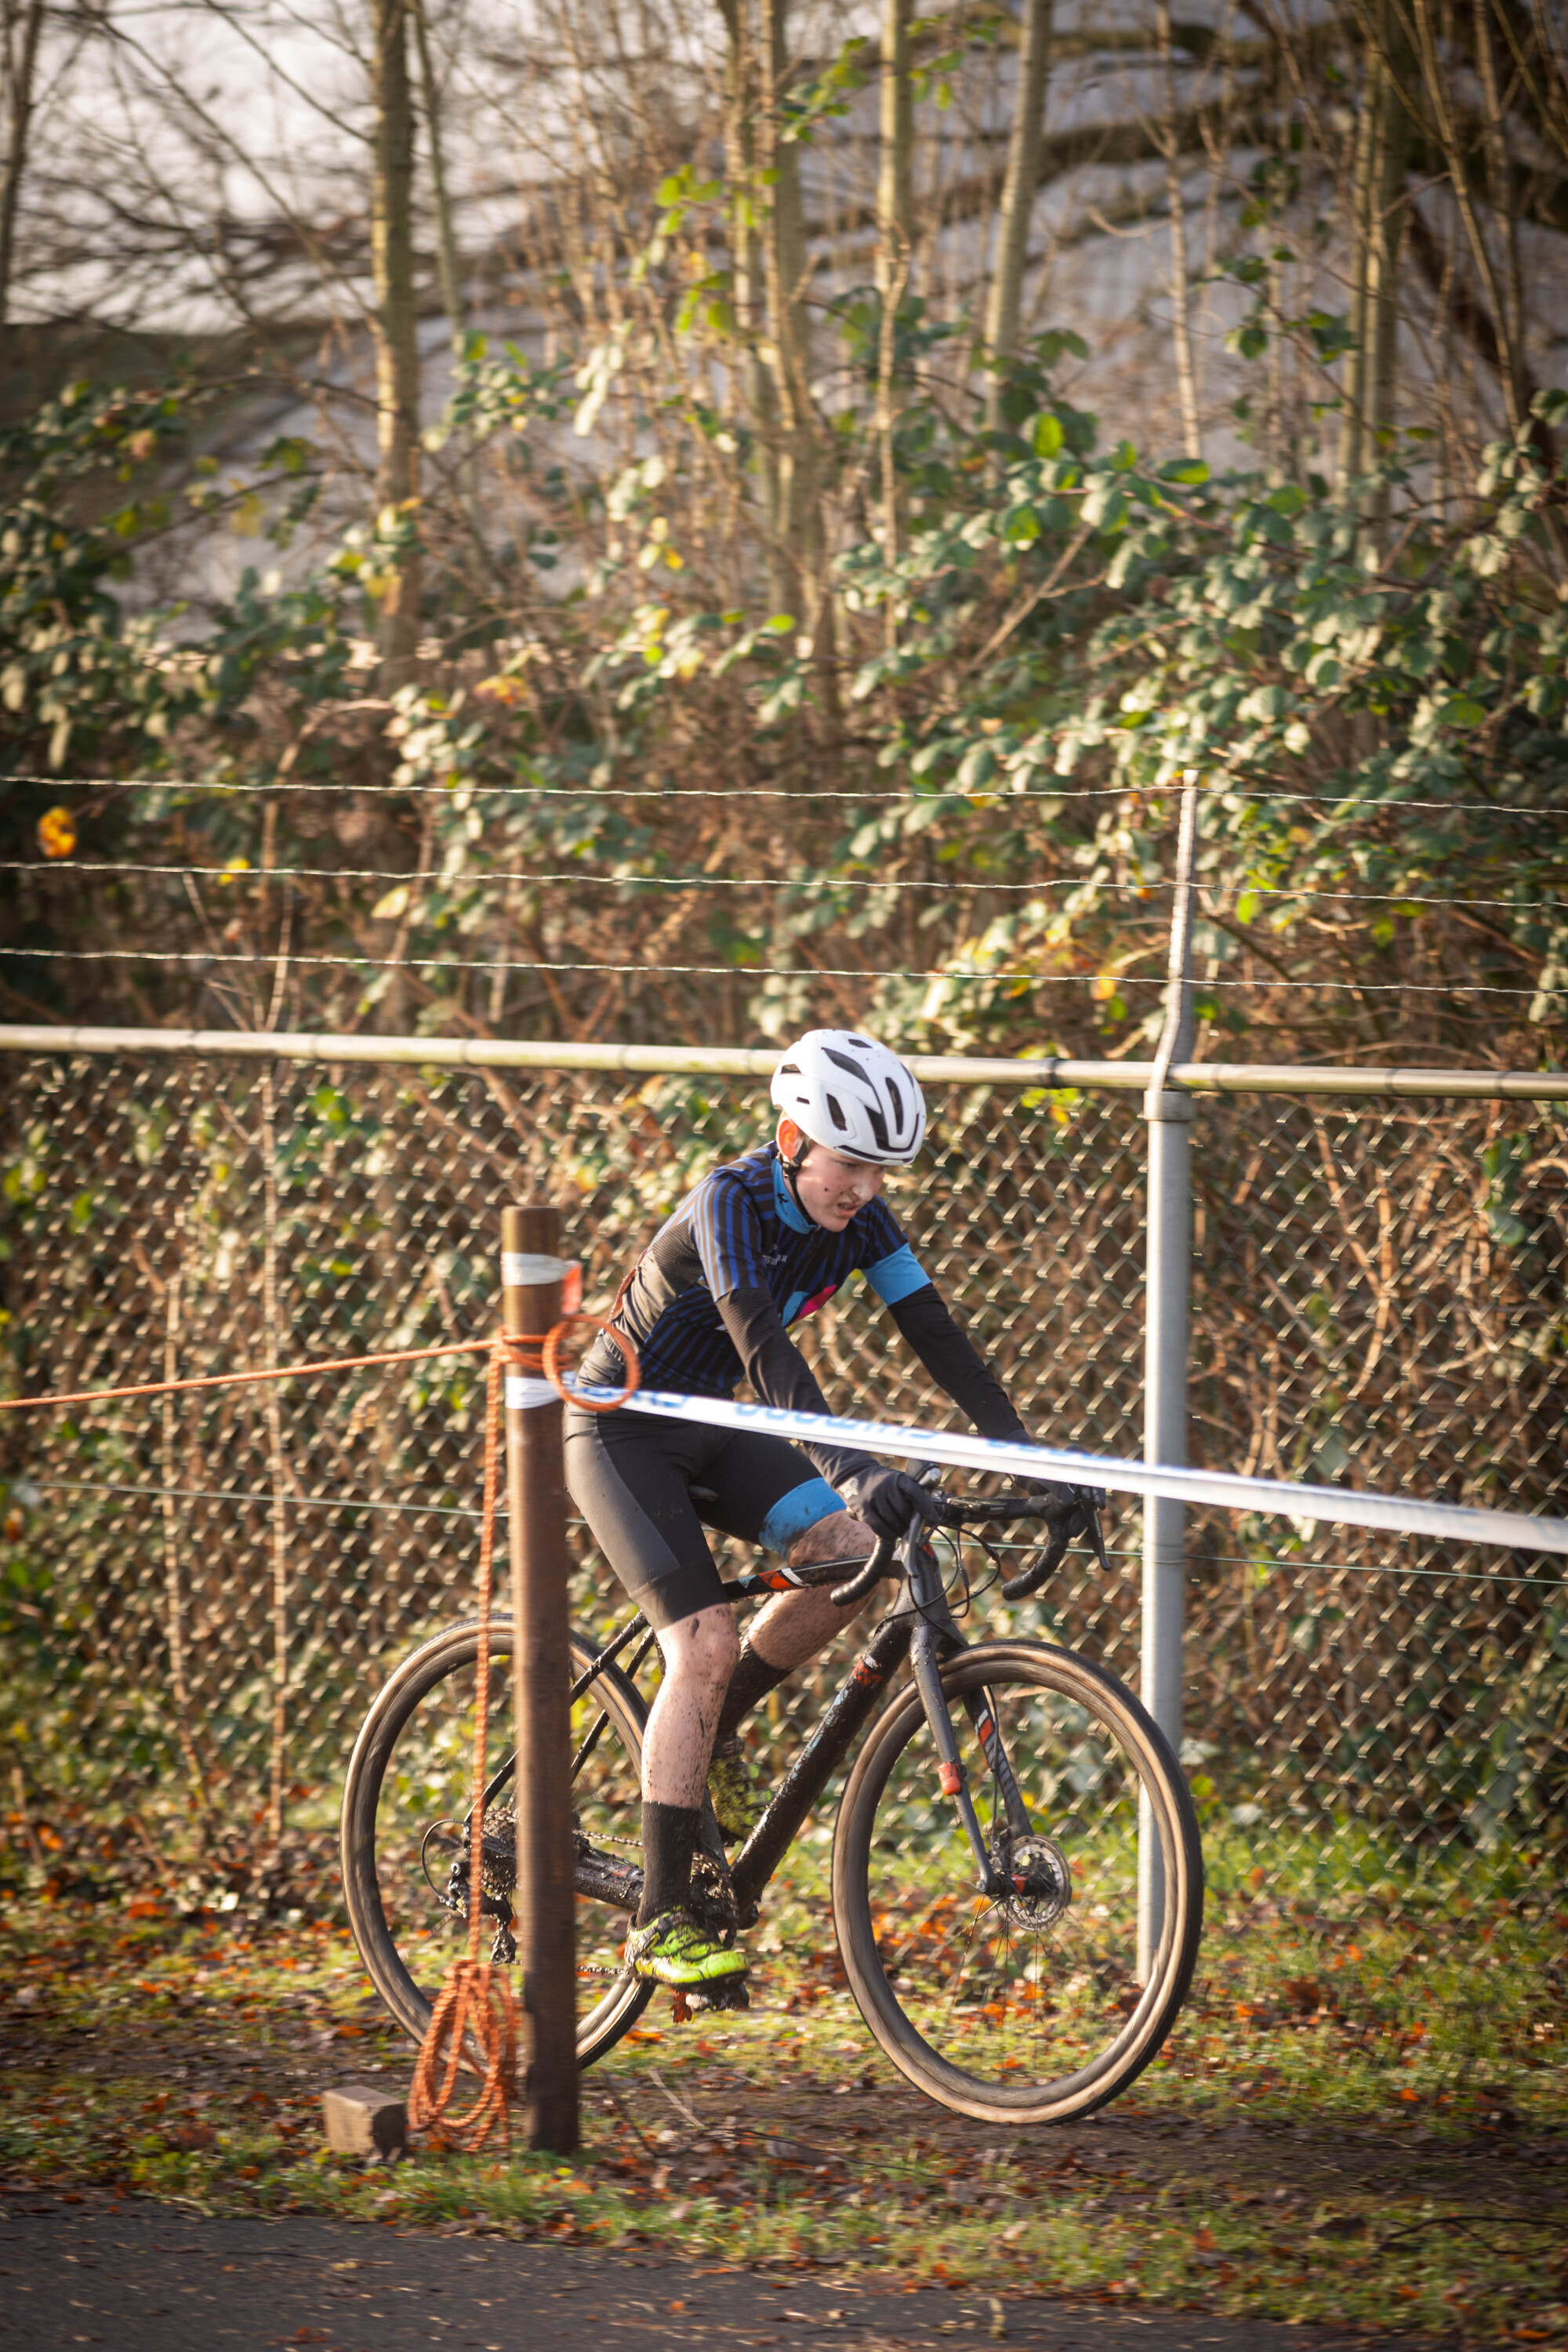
top-left (406, 1316), bottom-right (637, 2152)
top-left (407, 1337), bottom-right (521, 2152)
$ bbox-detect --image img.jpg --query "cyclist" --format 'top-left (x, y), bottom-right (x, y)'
top-left (565, 1029), bottom-right (1038, 1993)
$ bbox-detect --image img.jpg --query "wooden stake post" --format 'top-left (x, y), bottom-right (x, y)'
top-left (500, 1203), bottom-right (579, 2154)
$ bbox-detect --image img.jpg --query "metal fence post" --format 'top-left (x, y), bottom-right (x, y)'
top-left (1138, 776), bottom-right (1199, 1985)
top-left (500, 1203), bottom-right (579, 2154)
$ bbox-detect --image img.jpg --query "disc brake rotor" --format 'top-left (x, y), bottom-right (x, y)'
top-left (992, 1831), bottom-right (1072, 1928)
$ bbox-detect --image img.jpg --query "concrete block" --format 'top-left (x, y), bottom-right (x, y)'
top-left (321, 2083), bottom-right (408, 2159)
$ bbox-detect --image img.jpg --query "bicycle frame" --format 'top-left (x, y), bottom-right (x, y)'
top-left (711, 1522), bottom-right (1029, 1920)
top-left (465, 1515), bottom-right (1042, 1926)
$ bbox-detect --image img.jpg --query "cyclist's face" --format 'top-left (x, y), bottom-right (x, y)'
top-left (779, 1119), bottom-right (886, 1229)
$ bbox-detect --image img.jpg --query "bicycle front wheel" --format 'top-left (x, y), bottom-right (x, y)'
top-left (341, 1617), bottom-right (655, 2068)
top-left (832, 1639), bottom-right (1202, 2125)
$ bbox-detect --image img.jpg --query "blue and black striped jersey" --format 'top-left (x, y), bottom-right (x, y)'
top-left (582, 1145), bottom-right (931, 1400)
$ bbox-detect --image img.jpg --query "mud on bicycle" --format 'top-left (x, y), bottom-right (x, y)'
top-left (341, 1472), bottom-right (1203, 2127)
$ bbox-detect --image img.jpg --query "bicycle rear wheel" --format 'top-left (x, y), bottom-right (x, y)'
top-left (832, 1639), bottom-right (1202, 2125)
top-left (341, 1618), bottom-right (655, 2067)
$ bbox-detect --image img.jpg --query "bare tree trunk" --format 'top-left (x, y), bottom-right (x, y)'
top-left (0, 0), bottom-right (44, 328)
top-left (1338, 0), bottom-right (1413, 514)
top-left (982, 0), bottom-right (1053, 437)
top-left (1265, 244), bottom-right (1287, 459)
top-left (1471, 0), bottom-right (1529, 433)
top-left (411, 0), bottom-right (463, 351)
top-left (757, 0), bottom-right (816, 583)
top-left (1338, 70), bottom-right (1374, 485)
top-left (1411, 0), bottom-right (1526, 439)
top-left (717, 0), bottom-right (782, 598)
top-left (877, 0), bottom-right (913, 303)
top-left (757, 0), bottom-right (840, 749)
top-left (370, 0), bottom-right (422, 686)
top-left (1154, 0), bottom-right (1201, 461)
top-left (412, 0), bottom-right (507, 578)
top-left (876, 0), bottom-right (913, 625)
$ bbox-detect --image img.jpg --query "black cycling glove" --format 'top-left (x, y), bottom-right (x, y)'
top-left (1016, 1478), bottom-right (1109, 1518)
top-left (1017, 1479), bottom-right (1076, 1518)
top-left (839, 1465), bottom-right (942, 1542)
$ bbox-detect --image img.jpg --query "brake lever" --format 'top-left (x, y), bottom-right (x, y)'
top-left (830, 1528), bottom-right (897, 1609)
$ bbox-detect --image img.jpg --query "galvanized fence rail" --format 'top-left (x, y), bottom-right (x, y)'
top-left (1, 1026), bottom-right (1565, 1955)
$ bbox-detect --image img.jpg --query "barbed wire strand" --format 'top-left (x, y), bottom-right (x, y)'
top-left (0, 941), bottom-right (1558, 996)
top-left (18, 857), bottom-right (1152, 895)
top-left (8, 857), bottom-right (1564, 916)
top-left (6, 770), bottom-right (1567, 822)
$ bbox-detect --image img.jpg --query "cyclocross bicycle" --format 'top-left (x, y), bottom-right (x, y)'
top-left (341, 1472), bottom-right (1203, 2126)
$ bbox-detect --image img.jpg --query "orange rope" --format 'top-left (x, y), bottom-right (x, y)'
top-left (407, 1338), bottom-right (521, 2154)
top-left (0, 1338), bottom-right (487, 1414)
top-left (543, 1312), bottom-right (640, 1412)
top-left (403, 1319), bottom-right (637, 2150)
top-left (0, 1314), bottom-right (641, 1416)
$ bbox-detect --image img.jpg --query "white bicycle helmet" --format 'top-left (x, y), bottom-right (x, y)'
top-left (770, 1029), bottom-right (927, 1166)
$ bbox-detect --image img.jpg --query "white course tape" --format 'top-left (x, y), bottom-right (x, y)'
top-left (562, 1381), bottom-right (1568, 1557)
top-left (505, 1374), bottom-right (558, 1411)
top-left (502, 1251), bottom-right (572, 1287)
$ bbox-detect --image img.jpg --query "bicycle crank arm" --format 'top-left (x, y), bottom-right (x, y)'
top-left (573, 1836), bottom-right (642, 1912)
top-left (909, 1621), bottom-right (1005, 1897)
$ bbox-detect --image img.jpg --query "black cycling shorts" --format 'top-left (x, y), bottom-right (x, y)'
top-left (563, 1404), bottom-right (846, 1632)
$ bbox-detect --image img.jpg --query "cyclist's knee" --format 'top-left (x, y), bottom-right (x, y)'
top-left (658, 1603), bottom-right (740, 1688)
top-left (786, 1511), bottom-right (876, 1571)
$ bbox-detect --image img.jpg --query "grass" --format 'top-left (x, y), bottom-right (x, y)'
top-left (1, 1828), bottom-right (1565, 2340)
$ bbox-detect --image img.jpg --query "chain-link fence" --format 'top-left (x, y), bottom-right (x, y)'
top-left (2, 1042), bottom-right (1565, 1936)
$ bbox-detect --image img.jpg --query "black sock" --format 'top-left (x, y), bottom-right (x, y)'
top-left (637, 1800), bottom-right (701, 1926)
top-left (713, 1642), bottom-right (792, 1748)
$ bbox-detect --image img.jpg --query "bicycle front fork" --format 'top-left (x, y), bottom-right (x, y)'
top-left (908, 1616), bottom-right (1032, 1899)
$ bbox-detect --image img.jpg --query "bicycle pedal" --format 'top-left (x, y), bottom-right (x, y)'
top-left (684, 1976), bottom-right (751, 2016)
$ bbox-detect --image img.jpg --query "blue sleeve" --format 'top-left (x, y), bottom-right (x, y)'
top-left (866, 1243), bottom-right (931, 1305)
top-left (690, 1173), bottom-right (768, 1301)
top-left (852, 1198), bottom-right (931, 1305)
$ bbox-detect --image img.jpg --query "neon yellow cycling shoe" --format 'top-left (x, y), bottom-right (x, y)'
top-left (626, 1907), bottom-right (749, 1988)
top-left (707, 1737), bottom-right (767, 1842)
